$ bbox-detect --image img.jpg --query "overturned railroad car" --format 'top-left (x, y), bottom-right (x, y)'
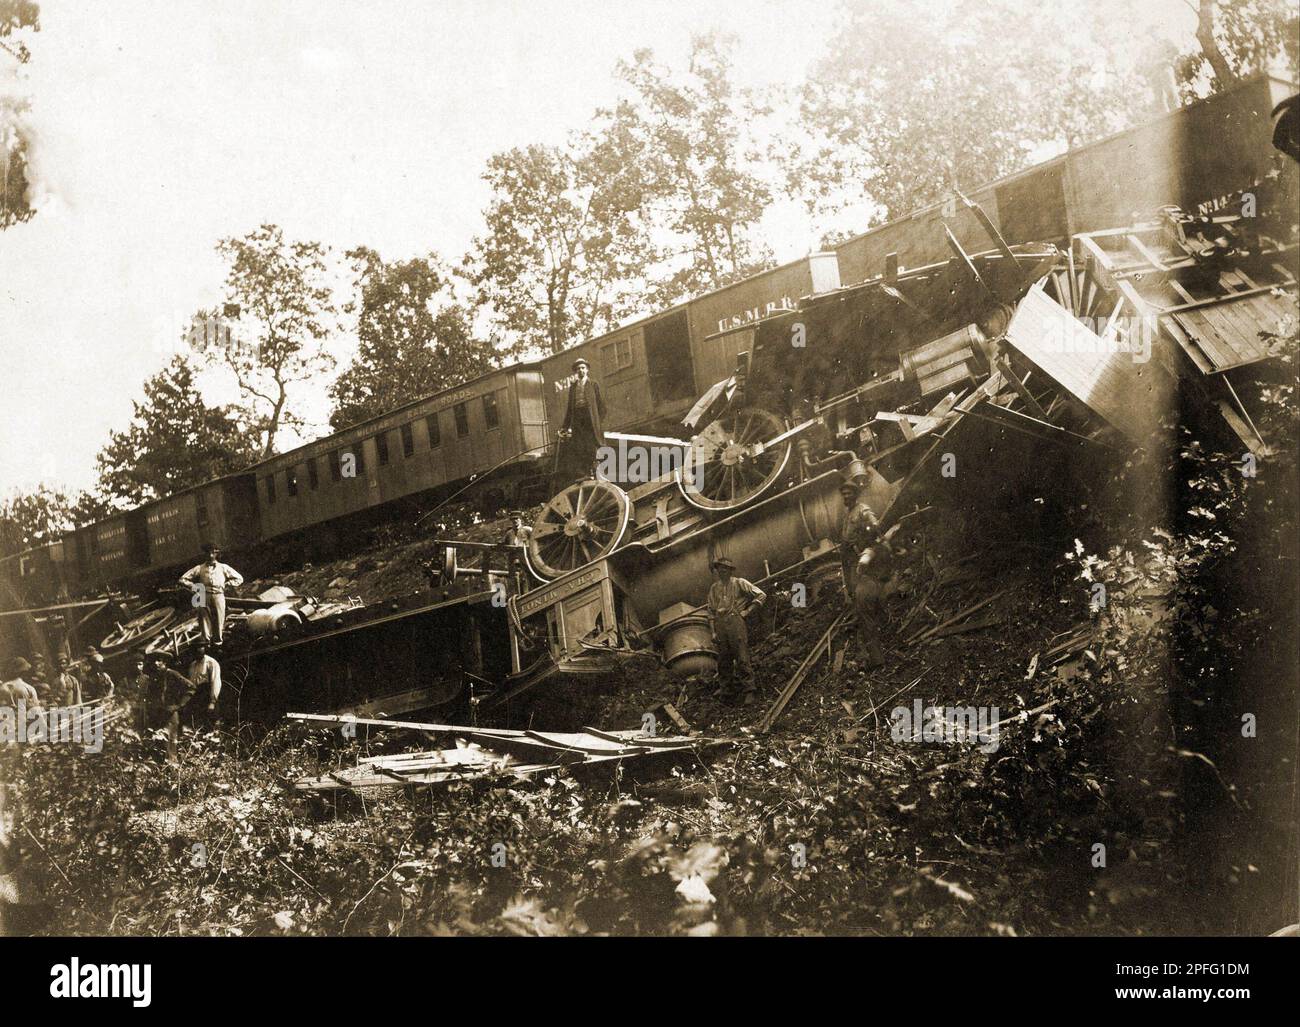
top-left (832, 75), bottom-right (1299, 285)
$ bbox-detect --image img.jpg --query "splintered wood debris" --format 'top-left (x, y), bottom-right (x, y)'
top-left (285, 712), bottom-right (729, 793)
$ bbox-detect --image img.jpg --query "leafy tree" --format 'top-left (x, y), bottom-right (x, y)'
top-left (605, 32), bottom-right (774, 306)
top-left (0, 482), bottom-right (74, 556)
top-left (1175, 0), bottom-right (1299, 98)
top-left (91, 355), bottom-right (258, 508)
top-left (329, 248), bottom-right (496, 430)
top-left (201, 224), bottom-right (337, 457)
top-left (789, 0), bottom-right (1150, 228)
top-left (463, 139), bottom-right (651, 356)
top-left (0, 0), bottom-right (39, 231)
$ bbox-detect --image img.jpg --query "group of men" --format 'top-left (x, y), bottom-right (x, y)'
top-left (0, 648), bottom-right (115, 710)
top-left (1, 540), bottom-right (236, 759)
top-left (1, 643), bottom-right (223, 758)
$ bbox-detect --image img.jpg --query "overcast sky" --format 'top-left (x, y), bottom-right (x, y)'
top-left (0, 0), bottom-right (1193, 496)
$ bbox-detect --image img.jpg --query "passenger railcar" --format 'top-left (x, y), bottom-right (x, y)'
top-left (58, 475), bottom-right (258, 594)
top-left (253, 365), bottom-right (548, 543)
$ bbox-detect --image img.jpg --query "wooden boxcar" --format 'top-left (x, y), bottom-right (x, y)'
top-left (534, 252), bottom-right (843, 437)
top-left (833, 75), bottom-right (1299, 286)
top-left (142, 474), bottom-right (260, 573)
top-left (254, 366), bottom-right (548, 541)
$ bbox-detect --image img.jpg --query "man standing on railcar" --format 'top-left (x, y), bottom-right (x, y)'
top-left (555, 357), bottom-right (606, 487)
top-left (179, 543), bottom-right (244, 647)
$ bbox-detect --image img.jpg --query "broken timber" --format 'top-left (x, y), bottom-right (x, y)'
top-left (758, 611), bottom-right (851, 734)
top-left (286, 712), bottom-right (727, 794)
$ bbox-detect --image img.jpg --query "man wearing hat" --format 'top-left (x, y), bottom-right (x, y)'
top-left (1, 656), bottom-right (40, 710)
top-left (186, 641), bottom-right (223, 723)
top-left (837, 480), bottom-right (897, 670)
top-left (555, 356), bottom-right (606, 486)
top-left (123, 652), bottom-right (152, 731)
top-left (838, 478), bottom-right (881, 592)
top-left (81, 647), bottom-right (116, 701)
top-left (706, 555), bottom-right (766, 705)
top-left (53, 652), bottom-right (83, 707)
top-left (179, 542), bottom-right (244, 646)
top-left (502, 510), bottom-right (533, 548)
top-left (145, 652), bottom-right (199, 761)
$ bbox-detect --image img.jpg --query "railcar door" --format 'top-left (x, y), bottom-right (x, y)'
top-left (644, 308), bottom-right (694, 406)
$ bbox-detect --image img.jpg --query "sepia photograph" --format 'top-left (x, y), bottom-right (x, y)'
top-left (1, 0), bottom-right (1298, 1003)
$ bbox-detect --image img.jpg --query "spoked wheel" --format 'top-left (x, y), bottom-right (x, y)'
top-left (677, 407), bottom-right (791, 511)
top-left (99, 606), bottom-right (178, 654)
top-left (528, 479), bottom-right (631, 579)
top-left (144, 616), bottom-right (203, 658)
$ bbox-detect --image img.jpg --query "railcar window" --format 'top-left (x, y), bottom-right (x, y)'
top-left (483, 391), bottom-right (500, 430)
top-left (602, 337), bottom-right (633, 373)
top-left (329, 450), bottom-right (342, 482)
top-left (454, 402), bottom-right (470, 437)
top-left (264, 475), bottom-right (276, 505)
top-left (376, 432), bottom-right (390, 466)
top-left (308, 457), bottom-right (320, 490)
top-left (427, 414), bottom-right (441, 449)
top-left (286, 467), bottom-right (299, 496)
top-left (401, 422), bottom-right (414, 458)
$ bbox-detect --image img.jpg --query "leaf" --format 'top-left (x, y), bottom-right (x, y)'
top-left (675, 874), bottom-right (716, 905)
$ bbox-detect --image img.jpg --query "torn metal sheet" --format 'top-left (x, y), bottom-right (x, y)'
top-left (1005, 283), bottom-right (1177, 443)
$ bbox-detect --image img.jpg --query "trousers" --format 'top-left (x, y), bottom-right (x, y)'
top-left (196, 592), bottom-right (227, 643)
top-left (714, 613), bottom-right (754, 693)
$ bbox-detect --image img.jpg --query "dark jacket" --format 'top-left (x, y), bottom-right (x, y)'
top-left (561, 377), bottom-right (606, 440)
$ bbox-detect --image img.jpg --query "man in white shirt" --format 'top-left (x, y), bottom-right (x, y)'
top-left (706, 556), bottom-right (766, 706)
top-left (186, 641), bottom-right (222, 720)
top-left (179, 542), bottom-right (244, 646)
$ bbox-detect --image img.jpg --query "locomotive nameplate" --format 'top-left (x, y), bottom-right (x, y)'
top-left (516, 563), bottom-right (609, 618)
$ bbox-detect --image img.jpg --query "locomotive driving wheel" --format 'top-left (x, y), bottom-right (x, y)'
top-left (528, 478), bottom-right (631, 579)
top-left (677, 407), bottom-right (791, 511)
top-left (98, 606), bottom-right (178, 654)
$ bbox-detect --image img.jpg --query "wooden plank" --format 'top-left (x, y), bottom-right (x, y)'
top-left (993, 357), bottom-right (1049, 420)
top-left (758, 612), bottom-right (849, 734)
top-left (909, 589), bottom-right (1008, 645)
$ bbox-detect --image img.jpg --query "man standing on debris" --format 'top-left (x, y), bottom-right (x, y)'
top-left (186, 641), bottom-right (222, 723)
top-left (837, 479), bottom-right (893, 670)
top-left (179, 542), bottom-right (244, 647)
top-left (707, 556), bottom-right (766, 706)
top-left (556, 357), bottom-right (606, 486)
top-left (503, 510), bottom-right (533, 548)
